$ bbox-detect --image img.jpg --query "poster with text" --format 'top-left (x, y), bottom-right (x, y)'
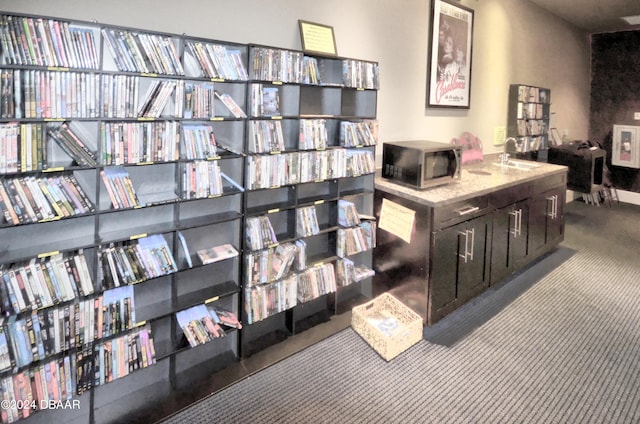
top-left (427, 0), bottom-right (474, 108)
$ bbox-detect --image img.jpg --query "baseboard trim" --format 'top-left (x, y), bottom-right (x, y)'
top-left (615, 189), bottom-right (640, 205)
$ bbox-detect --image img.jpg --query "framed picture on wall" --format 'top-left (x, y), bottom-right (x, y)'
top-left (426, 0), bottom-right (475, 109)
top-left (612, 124), bottom-right (640, 168)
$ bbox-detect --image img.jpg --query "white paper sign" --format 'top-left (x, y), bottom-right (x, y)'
top-left (378, 198), bottom-right (416, 243)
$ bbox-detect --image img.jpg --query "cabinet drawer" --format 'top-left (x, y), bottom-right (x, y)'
top-left (533, 172), bottom-right (567, 193)
top-left (490, 183), bottom-right (533, 209)
top-left (432, 195), bottom-right (490, 230)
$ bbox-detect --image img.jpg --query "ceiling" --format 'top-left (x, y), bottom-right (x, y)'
top-left (527, 0), bottom-right (640, 33)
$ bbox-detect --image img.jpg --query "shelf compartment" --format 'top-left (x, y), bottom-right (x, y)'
top-left (98, 204), bottom-right (176, 244)
top-left (240, 311), bottom-right (291, 358)
top-left (93, 360), bottom-right (171, 424)
top-left (299, 85), bottom-right (342, 116)
top-left (174, 276), bottom-right (239, 314)
top-left (245, 186), bottom-right (296, 216)
top-left (296, 180), bottom-right (338, 205)
top-left (341, 89), bottom-right (378, 118)
top-left (290, 294), bottom-right (332, 334)
top-left (0, 215), bottom-right (96, 264)
top-left (173, 348), bottom-right (238, 391)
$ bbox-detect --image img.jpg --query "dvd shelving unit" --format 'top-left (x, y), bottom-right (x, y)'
top-left (240, 44), bottom-right (378, 357)
top-left (0, 12), bottom-right (246, 424)
top-left (0, 10), bottom-right (379, 424)
top-left (506, 84), bottom-right (551, 161)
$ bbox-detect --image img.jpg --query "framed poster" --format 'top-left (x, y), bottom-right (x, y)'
top-left (427, 0), bottom-right (475, 108)
top-left (612, 125), bottom-right (640, 168)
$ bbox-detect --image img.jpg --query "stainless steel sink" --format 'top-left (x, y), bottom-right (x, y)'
top-left (492, 160), bottom-right (542, 171)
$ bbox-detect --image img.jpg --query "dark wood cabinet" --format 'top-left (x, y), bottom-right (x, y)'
top-left (374, 167), bottom-right (567, 326)
top-left (430, 214), bottom-right (491, 315)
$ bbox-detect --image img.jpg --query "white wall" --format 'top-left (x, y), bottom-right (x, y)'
top-left (1, 0), bottom-right (591, 160)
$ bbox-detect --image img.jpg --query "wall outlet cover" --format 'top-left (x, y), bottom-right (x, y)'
top-left (634, 112), bottom-right (640, 120)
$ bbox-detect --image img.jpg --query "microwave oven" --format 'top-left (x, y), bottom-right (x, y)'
top-left (382, 140), bottom-right (461, 189)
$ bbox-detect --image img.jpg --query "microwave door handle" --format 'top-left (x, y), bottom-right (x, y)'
top-left (453, 148), bottom-right (462, 178)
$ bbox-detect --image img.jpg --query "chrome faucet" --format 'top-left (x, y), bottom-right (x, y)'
top-left (502, 137), bottom-right (517, 164)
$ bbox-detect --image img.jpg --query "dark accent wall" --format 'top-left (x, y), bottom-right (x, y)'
top-left (590, 31), bottom-right (640, 192)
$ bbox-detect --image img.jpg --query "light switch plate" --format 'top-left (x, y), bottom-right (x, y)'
top-left (493, 126), bottom-right (506, 145)
top-left (634, 112), bottom-right (640, 120)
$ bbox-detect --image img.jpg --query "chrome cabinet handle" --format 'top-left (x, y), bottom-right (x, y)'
top-left (457, 229), bottom-right (475, 263)
top-left (458, 230), bottom-right (469, 263)
top-left (510, 209), bottom-right (522, 237)
top-left (517, 209), bottom-right (522, 237)
top-left (509, 210), bottom-right (517, 236)
top-left (546, 195), bottom-right (558, 219)
top-left (457, 206), bottom-right (479, 216)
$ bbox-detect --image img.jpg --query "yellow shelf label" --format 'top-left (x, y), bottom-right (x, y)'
top-left (314, 200), bottom-right (324, 205)
top-left (136, 161), bottom-right (154, 165)
top-left (43, 118), bottom-right (64, 122)
top-left (205, 296), bottom-right (220, 304)
top-left (134, 321), bottom-right (147, 327)
top-left (39, 216), bottom-right (62, 223)
top-left (47, 66), bottom-right (69, 72)
top-left (38, 250), bottom-right (60, 259)
top-left (210, 78), bottom-right (224, 82)
top-left (271, 116), bottom-right (282, 120)
top-left (130, 233), bottom-right (148, 240)
top-left (267, 208), bottom-right (280, 214)
top-left (141, 73), bottom-right (158, 77)
top-left (210, 117), bottom-right (224, 121)
top-left (43, 167), bottom-right (65, 173)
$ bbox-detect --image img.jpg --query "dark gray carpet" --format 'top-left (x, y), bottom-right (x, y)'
top-left (159, 201), bottom-right (640, 423)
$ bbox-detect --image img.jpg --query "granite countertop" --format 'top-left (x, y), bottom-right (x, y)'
top-left (374, 157), bottom-right (568, 207)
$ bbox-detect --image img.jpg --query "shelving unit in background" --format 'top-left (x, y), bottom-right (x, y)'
top-left (506, 84), bottom-right (551, 161)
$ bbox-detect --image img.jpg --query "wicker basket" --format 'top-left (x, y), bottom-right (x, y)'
top-left (351, 292), bottom-right (423, 361)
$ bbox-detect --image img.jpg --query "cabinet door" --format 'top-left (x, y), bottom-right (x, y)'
top-left (430, 215), bottom-right (490, 311)
top-left (430, 225), bottom-right (460, 311)
top-left (457, 215), bottom-right (490, 299)
top-left (529, 186), bottom-right (565, 254)
top-left (511, 200), bottom-right (530, 264)
top-left (546, 188), bottom-right (565, 244)
top-left (490, 200), bottom-right (529, 285)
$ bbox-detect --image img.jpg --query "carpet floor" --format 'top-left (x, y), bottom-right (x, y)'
top-left (159, 200), bottom-right (640, 424)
